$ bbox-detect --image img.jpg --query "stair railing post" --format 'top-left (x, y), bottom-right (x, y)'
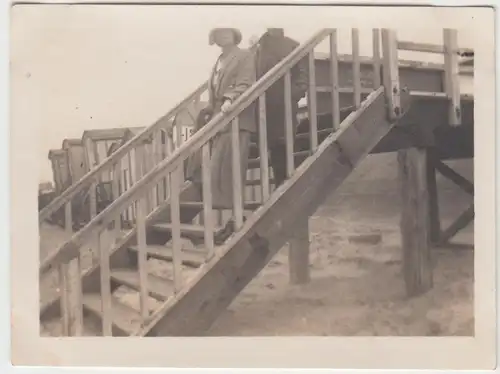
top-left (372, 28), bottom-right (382, 88)
top-left (156, 130), bottom-right (166, 204)
top-left (201, 141), bottom-right (215, 259)
top-left (381, 28), bottom-right (401, 121)
top-left (112, 161), bottom-right (122, 235)
top-left (307, 51), bottom-right (318, 152)
top-left (174, 121), bottom-right (185, 182)
top-left (127, 151), bottom-right (135, 224)
top-left (329, 29), bottom-right (340, 131)
top-left (284, 70), bottom-right (295, 178)
top-left (135, 143), bottom-right (150, 322)
top-left (443, 28), bottom-right (461, 126)
top-left (98, 227), bottom-right (113, 336)
top-left (64, 200), bottom-right (84, 336)
top-left (231, 117), bottom-right (244, 230)
top-left (258, 94), bottom-right (270, 202)
top-left (165, 130), bottom-right (174, 201)
top-left (351, 28), bottom-right (361, 108)
top-left (58, 261), bottom-right (70, 336)
top-left (170, 164), bottom-right (183, 293)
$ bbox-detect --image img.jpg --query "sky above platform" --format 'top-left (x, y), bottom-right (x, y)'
top-left (10, 5), bottom-right (478, 183)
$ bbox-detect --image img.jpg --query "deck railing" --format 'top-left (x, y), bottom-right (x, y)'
top-left (397, 29), bottom-right (464, 125)
top-left (40, 28), bottom-right (465, 336)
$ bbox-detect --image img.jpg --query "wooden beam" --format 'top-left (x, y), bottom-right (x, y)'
top-left (434, 159), bottom-right (474, 195)
top-left (426, 149), bottom-right (441, 244)
top-left (288, 215), bottom-right (310, 285)
top-left (398, 147), bottom-right (433, 297)
top-left (438, 203), bottom-right (474, 245)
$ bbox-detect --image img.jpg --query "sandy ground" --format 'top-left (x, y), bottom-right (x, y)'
top-left (39, 154), bottom-right (474, 336)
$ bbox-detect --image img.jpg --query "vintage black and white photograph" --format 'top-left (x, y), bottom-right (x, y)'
top-left (9, 3), bottom-right (496, 369)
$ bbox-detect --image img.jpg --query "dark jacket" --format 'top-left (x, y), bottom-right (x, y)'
top-left (255, 32), bottom-right (309, 145)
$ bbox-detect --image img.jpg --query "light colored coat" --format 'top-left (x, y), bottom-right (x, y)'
top-left (208, 46), bottom-right (257, 133)
top-left (186, 46), bottom-right (257, 209)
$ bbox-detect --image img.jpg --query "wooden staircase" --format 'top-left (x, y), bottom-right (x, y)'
top-left (39, 28), bottom-right (464, 337)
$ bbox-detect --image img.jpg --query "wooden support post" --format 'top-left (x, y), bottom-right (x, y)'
top-left (426, 149), bottom-right (441, 244)
top-left (398, 148), bottom-right (433, 297)
top-left (289, 215), bottom-right (310, 285)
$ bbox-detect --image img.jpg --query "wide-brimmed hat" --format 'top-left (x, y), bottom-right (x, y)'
top-left (209, 28), bottom-right (242, 46)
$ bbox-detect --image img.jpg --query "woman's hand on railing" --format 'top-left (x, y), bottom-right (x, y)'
top-left (220, 99), bottom-right (233, 113)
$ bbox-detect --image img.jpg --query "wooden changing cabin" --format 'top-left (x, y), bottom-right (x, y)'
top-left (48, 149), bottom-right (71, 195)
top-left (62, 138), bottom-right (88, 184)
top-left (81, 127), bottom-right (147, 228)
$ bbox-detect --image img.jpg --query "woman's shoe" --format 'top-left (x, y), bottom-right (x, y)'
top-left (213, 216), bottom-right (247, 246)
top-left (214, 219), bottom-right (235, 246)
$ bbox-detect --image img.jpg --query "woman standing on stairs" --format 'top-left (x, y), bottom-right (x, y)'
top-left (186, 28), bottom-right (257, 245)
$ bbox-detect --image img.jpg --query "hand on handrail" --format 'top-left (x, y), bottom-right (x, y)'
top-left (220, 99), bottom-right (233, 114)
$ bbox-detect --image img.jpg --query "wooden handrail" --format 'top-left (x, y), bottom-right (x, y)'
top-left (39, 28), bottom-right (332, 275)
top-left (39, 81), bottom-right (208, 222)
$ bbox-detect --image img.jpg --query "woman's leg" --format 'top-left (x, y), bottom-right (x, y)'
top-left (212, 130), bottom-right (252, 245)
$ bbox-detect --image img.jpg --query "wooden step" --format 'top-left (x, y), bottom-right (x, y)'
top-left (248, 128), bottom-right (334, 149)
top-left (40, 315), bottom-right (103, 337)
top-left (152, 223), bottom-right (213, 238)
top-left (82, 293), bottom-right (143, 336)
top-left (179, 201), bottom-right (262, 211)
top-left (248, 149), bottom-right (311, 168)
top-left (110, 269), bottom-right (174, 301)
top-left (128, 244), bottom-right (206, 268)
top-left (246, 178), bottom-right (275, 186)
